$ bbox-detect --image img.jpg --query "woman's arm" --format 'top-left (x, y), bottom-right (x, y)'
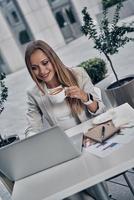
top-left (25, 91), bottom-right (44, 137)
top-left (65, 85), bottom-right (98, 113)
top-left (67, 67), bottom-right (106, 115)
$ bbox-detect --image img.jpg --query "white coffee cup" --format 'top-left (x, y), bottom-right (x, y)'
top-left (48, 87), bottom-right (66, 104)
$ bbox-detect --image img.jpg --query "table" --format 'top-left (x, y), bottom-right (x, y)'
top-left (11, 104), bottom-right (134, 200)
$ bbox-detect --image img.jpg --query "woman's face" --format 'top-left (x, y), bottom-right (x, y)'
top-left (30, 49), bottom-right (57, 85)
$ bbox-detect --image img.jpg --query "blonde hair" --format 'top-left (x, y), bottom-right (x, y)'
top-left (25, 40), bottom-right (84, 114)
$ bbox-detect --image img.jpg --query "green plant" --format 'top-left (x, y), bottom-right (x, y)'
top-left (0, 72), bottom-right (8, 114)
top-left (78, 58), bottom-right (107, 84)
top-left (81, 0), bottom-right (134, 86)
top-left (102, 0), bottom-right (126, 9)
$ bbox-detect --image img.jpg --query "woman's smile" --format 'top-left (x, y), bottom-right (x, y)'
top-left (39, 72), bottom-right (50, 79)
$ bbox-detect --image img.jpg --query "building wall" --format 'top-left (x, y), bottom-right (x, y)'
top-left (96, 0), bottom-right (134, 24)
top-left (0, 0), bottom-right (101, 74)
top-left (14, 0), bottom-right (102, 50)
top-left (72, 0), bottom-right (102, 23)
top-left (0, 0), bottom-right (133, 74)
top-left (17, 0), bottom-right (65, 49)
top-left (0, 11), bottom-right (24, 74)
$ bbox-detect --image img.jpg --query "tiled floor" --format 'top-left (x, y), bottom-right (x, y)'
top-left (107, 170), bottom-right (134, 200)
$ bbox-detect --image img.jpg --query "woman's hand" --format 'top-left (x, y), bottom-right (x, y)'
top-left (65, 86), bottom-right (88, 102)
top-left (65, 86), bottom-right (98, 113)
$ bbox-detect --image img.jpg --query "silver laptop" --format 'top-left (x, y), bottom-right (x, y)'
top-left (0, 126), bottom-right (83, 181)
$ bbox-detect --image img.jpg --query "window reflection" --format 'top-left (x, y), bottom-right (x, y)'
top-left (55, 11), bottom-right (66, 28)
top-left (11, 10), bottom-right (19, 23)
top-left (66, 7), bottom-right (76, 24)
top-left (19, 30), bottom-right (31, 44)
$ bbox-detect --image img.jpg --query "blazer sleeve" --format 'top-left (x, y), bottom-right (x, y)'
top-left (76, 67), bottom-right (106, 116)
top-left (25, 90), bottom-right (44, 137)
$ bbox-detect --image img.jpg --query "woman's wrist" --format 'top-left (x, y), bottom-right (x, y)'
top-left (81, 93), bottom-right (93, 105)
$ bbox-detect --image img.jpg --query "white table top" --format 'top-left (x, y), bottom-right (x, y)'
top-left (12, 104), bottom-right (134, 200)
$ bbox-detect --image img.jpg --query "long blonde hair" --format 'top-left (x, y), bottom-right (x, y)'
top-left (25, 40), bottom-right (84, 114)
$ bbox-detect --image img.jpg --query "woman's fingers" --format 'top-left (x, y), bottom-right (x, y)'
top-left (65, 86), bottom-right (78, 93)
top-left (65, 86), bottom-right (81, 98)
top-left (65, 86), bottom-right (88, 101)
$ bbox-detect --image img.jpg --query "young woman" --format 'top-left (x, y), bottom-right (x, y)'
top-left (25, 40), bottom-right (105, 137)
top-left (25, 40), bottom-right (107, 200)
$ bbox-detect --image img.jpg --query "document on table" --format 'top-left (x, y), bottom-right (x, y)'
top-left (85, 127), bottom-right (134, 158)
top-left (66, 103), bottom-right (134, 158)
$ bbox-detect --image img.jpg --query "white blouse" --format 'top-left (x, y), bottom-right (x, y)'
top-left (46, 85), bottom-right (79, 130)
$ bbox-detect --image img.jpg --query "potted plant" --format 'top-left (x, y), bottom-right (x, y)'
top-left (77, 57), bottom-right (107, 84)
top-left (0, 72), bottom-right (8, 114)
top-left (81, 0), bottom-right (134, 108)
top-left (0, 73), bottom-right (19, 148)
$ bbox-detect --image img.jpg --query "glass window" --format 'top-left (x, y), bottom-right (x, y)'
top-left (55, 11), bottom-right (66, 28)
top-left (66, 7), bottom-right (76, 24)
top-left (11, 10), bottom-right (19, 23)
top-left (19, 30), bottom-right (31, 44)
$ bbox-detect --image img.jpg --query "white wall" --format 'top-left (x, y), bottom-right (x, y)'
top-left (0, 0), bottom-right (133, 74)
top-left (0, 11), bottom-right (24, 73)
top-left (17, 0), bottom-right (65, 49)
top-left (96, 0), bottom-right (134, 24)
top-left (72, 0), bottom-right (102, 23)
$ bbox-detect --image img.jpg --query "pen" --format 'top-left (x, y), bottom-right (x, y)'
top-left (102, 142), bottom-right (118, 151)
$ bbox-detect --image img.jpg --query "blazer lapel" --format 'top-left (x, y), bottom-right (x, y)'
top-left (39, 90), bottom-right (57, 126)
